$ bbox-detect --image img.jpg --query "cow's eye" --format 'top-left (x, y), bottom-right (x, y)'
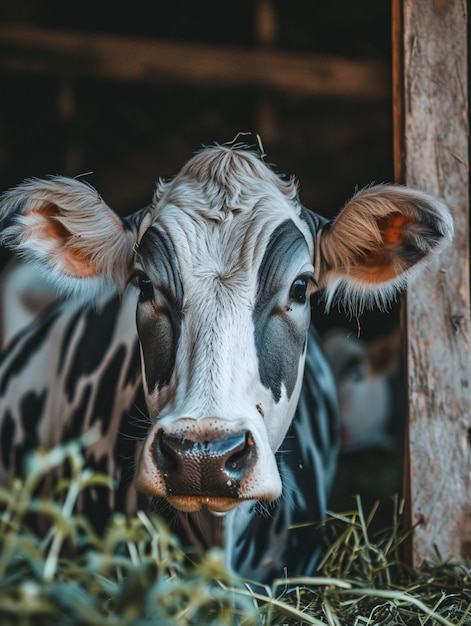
top-left (132, 271), bottom-right (154, 301)
top-left (289, 276), bottom-right (311, 303)
top-left (139, 274), bottom-right (153, 301)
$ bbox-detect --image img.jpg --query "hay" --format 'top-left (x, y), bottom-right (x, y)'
top-left (0, 438), bottom-right (470, 625)
top-left (263, 499), bottom-right (471, 625)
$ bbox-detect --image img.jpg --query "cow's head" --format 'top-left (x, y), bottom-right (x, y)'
top-left (0, 145), bottom-right (453, 514)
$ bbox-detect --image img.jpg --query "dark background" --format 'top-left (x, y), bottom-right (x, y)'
top-left (0, 2), bottom-right (393, 218)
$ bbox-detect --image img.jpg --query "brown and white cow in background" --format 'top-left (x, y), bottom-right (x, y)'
top-left (0, 144), bottom-right (453, 583)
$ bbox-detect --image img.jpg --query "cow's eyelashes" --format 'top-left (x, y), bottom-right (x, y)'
top-left (131, 270), bottom-right (154, 301)
top-left (289, 274), bottom-right (314, 304)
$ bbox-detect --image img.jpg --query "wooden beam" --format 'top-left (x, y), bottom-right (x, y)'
top-left (0, 24), bottom-right (390, 100)
top-left (393, 0), bottom-right (470, 566)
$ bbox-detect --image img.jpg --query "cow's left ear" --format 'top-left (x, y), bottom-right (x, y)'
top-left (0, 176), bottom-right (146, 300)
top-left (315, 184), bottom-right (454, 313)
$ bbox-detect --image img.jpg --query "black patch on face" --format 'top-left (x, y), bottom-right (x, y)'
top-left (0, 410), bottom-right (15, 471)
top-left (0, 308), bottom-right (61, 395)
top-left (253, 220), bottom-right (311, 402)
top-left (90, 345), bottom-right (127, 435)
top-left (137, 225), bottom-right (183, 394)
top-left (65, 296), bottom-right (121, 402)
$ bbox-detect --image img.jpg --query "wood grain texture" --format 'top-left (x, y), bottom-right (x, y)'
top-left (393, 0), bottom-right (471, 565)
top-left (0, 24), bottom-right (390, 100)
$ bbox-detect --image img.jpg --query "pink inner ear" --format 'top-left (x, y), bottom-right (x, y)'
top-left (358, 212), bottom-right (418, 283)
top-left (25, 204), bottom-right (99, 277)
top-left (378, 212), bottom-right (415, 247)
top-left (62, 248), bottom-right (99, 277)
top-left (26, 203), bottom-right (72, 242)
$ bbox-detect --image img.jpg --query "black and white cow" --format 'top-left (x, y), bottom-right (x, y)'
top-left (0, 144), bottom-right (453, 583)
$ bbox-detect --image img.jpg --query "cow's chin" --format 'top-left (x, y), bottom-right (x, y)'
top-left (168, 496), bottom-right (241, 515)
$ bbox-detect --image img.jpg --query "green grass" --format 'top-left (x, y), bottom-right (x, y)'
top-left (1, 436), bottom-right (470, 625)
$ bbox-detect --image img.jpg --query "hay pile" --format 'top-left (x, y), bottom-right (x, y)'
top-left (1, 438), bottom-right (469, 625)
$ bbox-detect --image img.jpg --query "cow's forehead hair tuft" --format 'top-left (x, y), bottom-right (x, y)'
top-left (150, 145), bottom-right (300, 221)
top-left (134, 146), bottom-right (314, 291)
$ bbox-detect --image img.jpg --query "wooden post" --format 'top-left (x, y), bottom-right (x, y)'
top-left (393, 0), bottom-right (470, 566)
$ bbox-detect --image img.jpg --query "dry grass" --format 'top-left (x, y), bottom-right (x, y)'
top-left (1, 436), bottom-right (470, 625)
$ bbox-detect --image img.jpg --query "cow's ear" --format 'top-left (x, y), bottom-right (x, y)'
top-left (0, 176), bottom-right (145, 300)
top-left (315, 184), bottom-right (454, 314)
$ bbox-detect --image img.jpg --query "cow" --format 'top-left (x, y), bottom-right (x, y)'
top-left (323, 326), bottom-right (403, 452)
top-left (0, 257), bottom-right (59, 350)
top-left (0, 144), bottom-right (453, 583)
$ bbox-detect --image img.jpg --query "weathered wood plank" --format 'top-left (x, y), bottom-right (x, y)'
top-left (0, 24), bottom-right (390, 100)
top-left (393, 0), bottom-right (471, 565)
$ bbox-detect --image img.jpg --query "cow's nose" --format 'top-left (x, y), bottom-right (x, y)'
top-left (154, 429), bottom-right (256, 498)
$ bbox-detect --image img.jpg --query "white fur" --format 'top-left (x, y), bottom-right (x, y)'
top-left (135, 148), bottom-right (314, 503)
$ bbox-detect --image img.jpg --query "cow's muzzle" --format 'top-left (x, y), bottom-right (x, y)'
top-left (153, 429), bottom-right (256, 512)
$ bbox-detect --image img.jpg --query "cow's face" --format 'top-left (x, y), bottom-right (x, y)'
top-left (133, 152), bottom-right (319, 511)
top-left (0, 144), bottom-right (453, 515)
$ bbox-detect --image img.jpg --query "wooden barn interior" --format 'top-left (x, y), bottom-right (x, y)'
top-left (0, 0), bottom-right (407, 527)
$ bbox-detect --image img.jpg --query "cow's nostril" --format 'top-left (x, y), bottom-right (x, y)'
top-left (225, 432), bottom-right (254, 478)
top-left (156, 431), bottom-right (180, 473)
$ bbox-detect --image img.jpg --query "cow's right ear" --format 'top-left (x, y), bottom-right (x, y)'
top-left (0, 176), bottom-right (147, 301)
top-left (314, 184), bottom-right (453, 314)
